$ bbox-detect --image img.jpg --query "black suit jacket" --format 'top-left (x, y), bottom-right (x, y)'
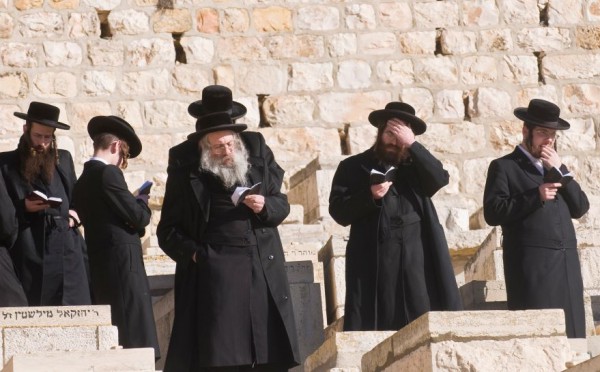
top-left (73, 160), bottom-right (159, 357)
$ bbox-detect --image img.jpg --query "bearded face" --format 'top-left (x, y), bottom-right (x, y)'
top-left (18, 123), bottom-right (57, 185)
top-left (199, 131), bottom-right (249, 189)
top-left (373, 123), bottom-right (411, 166)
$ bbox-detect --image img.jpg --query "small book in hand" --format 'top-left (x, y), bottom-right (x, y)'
top-left (133, 180), bottom-right (153, 196)
top-left (231, 182), bottom-right (262, 206)
top-left (370, 167), bottom-right (397, 185)
top-left (27, 190), bottom-right (62, 208)
top-left (543, 167), bottom-right (573, 186)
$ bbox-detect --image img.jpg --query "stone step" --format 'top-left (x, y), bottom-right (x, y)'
top-left (459, 279), bottom-right (507, 310)
top-left (1, 348), bottom-right (156, 372)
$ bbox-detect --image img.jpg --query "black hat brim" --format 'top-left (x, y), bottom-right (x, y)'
top-left (368, 110), bottom-right (427, 135)
top-left (14, 112), bottom-right (70, 130)
top-left (88, 116), bottom-right (142, 158)
top-left (187, 101), bottom-right (247, 120)
top-left (187, 123), bottom-right (248, 142)
top-left (514, 108), bottom-right (570, 130)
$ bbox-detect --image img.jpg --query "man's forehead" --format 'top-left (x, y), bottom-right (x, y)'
top-left (29, 122), bottom-right (55, 133)
top-left (205, 130), bottom-right (235, 143)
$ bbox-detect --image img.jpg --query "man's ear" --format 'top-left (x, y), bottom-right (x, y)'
top-left (110, 140), bottom-right (119, 155)
top-left (22, 124), bottom-right (27, 134)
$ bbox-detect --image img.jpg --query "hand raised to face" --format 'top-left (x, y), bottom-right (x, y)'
top-left (385, 118), bottom-right (415, 147)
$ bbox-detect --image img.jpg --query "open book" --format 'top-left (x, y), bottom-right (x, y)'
top-left (543, 167), bottom-right (573, 186)
top-left (133, 180), bottom-right (153, 196)
top-left (231, 182), bottom-right (262, 206)
top-left (27, 190), bottom-right (62, 208)
top-left (370, 167), bottom-right (396, 185)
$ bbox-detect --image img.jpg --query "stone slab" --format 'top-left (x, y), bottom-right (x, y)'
top-left (459, 280), bottom-right (507, 310)
top-left (2, 348), bottom-right (155, 372)
top-left (290, 282), bottom-right (324, 364)
top-left (286, 260), bottom-right (315, 284)
top-left (0, 306), bottom-right (111, 327)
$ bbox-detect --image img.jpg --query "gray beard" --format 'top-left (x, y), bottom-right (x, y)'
top-left (201, 147), bottom-right (250, 189)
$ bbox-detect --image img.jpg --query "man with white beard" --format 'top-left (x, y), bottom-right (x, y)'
top-left (158, 111), bottom-right (299, 372)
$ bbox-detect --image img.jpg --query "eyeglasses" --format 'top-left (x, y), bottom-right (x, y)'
top-left (533, 128), bottom-right (558, 140)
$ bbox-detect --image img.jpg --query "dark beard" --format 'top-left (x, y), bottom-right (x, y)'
top-left (18, 135), bottom-right (56, 185)
top-left (374, 141), bottom-right (409, 166)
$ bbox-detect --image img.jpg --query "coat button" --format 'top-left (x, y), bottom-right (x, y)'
top-left (268, 255), bottom-right (274, 260)
top-left (283, 296), bottom-right (288, 301)
top-left (262, 229), bottom-right (266, 233)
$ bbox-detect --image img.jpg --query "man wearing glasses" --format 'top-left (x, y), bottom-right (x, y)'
top-left (483, 98), bottom-right (589, 339)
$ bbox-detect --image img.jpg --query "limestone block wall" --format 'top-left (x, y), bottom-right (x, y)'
top-left (1, 0), bottom-right (600, 242)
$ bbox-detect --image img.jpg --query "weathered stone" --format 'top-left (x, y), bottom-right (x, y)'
top-left (478, 28), bottom-right (513, 52)
top-left (142, 100), bottom-right (191, 130)
top-left (487, 120), bottom-right (523, 152)
top-left (263, 95), bottom-right (315, 127)
top-left (440, 30), bottom-right (477, 55)
top-left (516, 27), bottom-right (571, 51)
top-left (14, 0), bottom-right (43, 10)
top-left (68, 101), bottom-right (112, 134)
top-left (18, 12), bottom-right (64, 38)
top-left (501, 55), bottom-right (538, 84)
top-left (462, 157), bottom-right (497, 195)
top-left (32, 72), bottom-right (77, 98)
top-left (67, 12), bottom-right (100, 38)
top-left (461, 56), bottom-right (497, 85)
top-left (297, 6), bottom-right (339, 31)
top-left (108, 9), bottom-right (150, 35)
top-left (172, 65), bottom-right (212, 95)
top-left (152, 9), bottom-right (192, 33)
top-left (398, 31), bottom-right (436, 55)
top-left (119, 69), bottom-right (170, 96)
top-left (289, 62), bottom-right (333, 92)
top-left (414, 57), bottom-right (459, 85)
top-left (1, 43), bottom-right (38, 68)
top-left (327, 33), bottom-right (356, 57)
top-left (357, 32), bottom-right (397, 55)
top-left (337, 60), bottom-right (371, 89)
top-left (559, 117), bottom-right (596, 152)
top-left (221, 8), bottom-right (247, 33)
top-left (266, 35), bottom-right (324, 59)
top-left (463, 227), bottom-right (503, 282)
top-left (544, 54), bottom-right (600, 80)
top-left (253, 7), bottom-right (292, 33)
top-left (577, 26), bottom-right (600, 49)
top-left (317, 91), bottom-right (390, 125)
top-left (84, 0), bottom-right (120, 11)
top-left (0, 13), bottom-right (14, 38)
top-left (88, 40), bottom-right (124, 66)
top-left (378, 2), bottom-right (412, 30)
top-left (126, 38), bottom-right (175, 67)
top-left (434, 90), bottom-right (464, 120)
top-left (420, 122), bottom-right (486, 155)
top-left (217, 36), bottom-right (268, 61)
top-left (48, 0), bottom-right (79, 9)
top-left (462, 0), bottom-right (499, 26)
top-left (179, 36), bottom-right (214, 64)
top-left (260, 127), bottom-right (339, 164)
top-left (81, 70), bottom-right (116, 96)
top-left (196, 8), bottom-right (219, 33)
top-left (116, 101), bottom-right (144, 130)
top-left (515, 85), bottom-right (559, 107)
top-left (344, 4), bottom-right (376, 30)
top-left (468, 87), bottom-right (512, 118)
top-left (548, 0), bottom-right (584, 25)
top-left (43, 41), bottom-right (82, 67)
top-left (401, 88), bottom-right (434, 120)
top-left (346, 124), bottom-right (376, 155)
top-left (237, 64), bottom-right (286, 95)
top-left (414, 1), bottom-right (459, 28)
top-left (0, 72), bottom-right (28, 99)
top-left (563, 84), bottom-right (600, 115)
top-left (376, 59), bottom-right (415, 85)
top-left (502, 0), bottom-right (540, 25)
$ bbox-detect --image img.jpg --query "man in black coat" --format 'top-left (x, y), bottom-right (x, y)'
top-left (0, 102), bottom-right (91, 306)
top-left (157, 107), bottom-right (300, 371)
top-left (0, 174), bottom-right (28, 307)
top-left (73, 116), bottom-right (160, 358)
top-left (483, 99), bottom-right (589, 339)
top-left (329, 102), bottom-right (462, 332)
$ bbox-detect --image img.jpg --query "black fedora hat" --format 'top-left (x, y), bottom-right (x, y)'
top-left (88, 116), bottom-right (142, 159)
top-left (14, 101), bottom-right (70, 130)
top-left (187, 111), bottom-right (247, 142)
top-left (368, 102), bottom-right (427, 135)
top-left (514, 99), bottom-right (570, 130)
top-left (188, 85), bottom-right (247, 120)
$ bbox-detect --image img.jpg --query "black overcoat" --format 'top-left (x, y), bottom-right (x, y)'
top-left (329, 143), bottom-right (462, 331)
top-left (157, 132), bottom-right (300, 371)
top-left (0, 173), bottom-right (27, 307)
top-left (0, 149), bottom-right (90, 306)
top-left (483, 147), bottom-right (589, 338)
top-left (73, 160), bottom-right (160, 357)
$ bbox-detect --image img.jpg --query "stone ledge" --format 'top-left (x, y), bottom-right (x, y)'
top-left (0, 306), bottom-right (111, 327)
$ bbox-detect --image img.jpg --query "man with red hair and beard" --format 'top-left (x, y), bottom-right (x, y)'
top-left (329, 102), bottom-right (462, 332)
top-left (0, 102), bottom-right (91, 306)
top-left (158, 111), bottom-right (299, 371)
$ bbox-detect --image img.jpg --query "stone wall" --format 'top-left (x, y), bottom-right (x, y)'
top-left (2, 0), bottom-right (600, 240)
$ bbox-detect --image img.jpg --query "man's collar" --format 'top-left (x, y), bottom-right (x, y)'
top-left (88, 156), bottom-right (109, 165)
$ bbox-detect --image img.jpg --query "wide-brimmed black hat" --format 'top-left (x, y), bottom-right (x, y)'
top-left (188, 85), bottom-right (247, 120)
top-left (14, 101), bottom-right (70, 130)
top-left (514, 99), bottom-right (570, 130)
top-left (88, 116), bottom-right (142, 159)
top-left (368, 102), bottom-right (427, 135)
top-left (187, 111), bottom-right (247, 141)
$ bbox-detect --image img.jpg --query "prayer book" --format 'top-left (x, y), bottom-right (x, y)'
top-left (370, 167), bottom-right (397, 185)
top-left (231, 182), bottom-right (262, 206)
top-left (133, 180), bottom-right (153, 196)
top-left (27, 190), bottom-right (62, 208)
top-left (543, 167), bottom-right (573, 186)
